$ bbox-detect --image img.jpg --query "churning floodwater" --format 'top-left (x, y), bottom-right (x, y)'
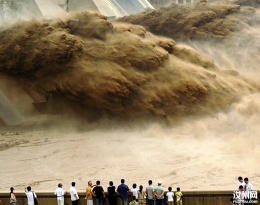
top-left (0, 1), bottom-right (259, 191)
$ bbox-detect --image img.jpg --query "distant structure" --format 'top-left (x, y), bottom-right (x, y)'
top-left (0, 0), bottom-right (231, 25)
top-left (56, 0), bottom-right (154, 19)
top-left (0, 0), bottom-right (65, 24)
top-left (0, 0), bottom-right (10, 23)
top-left (147, 0), bottom-right (230, 8)
top-left (0, 0), bottom-right (154, 23)
top-left (147, 0), bottom-right (194, 8)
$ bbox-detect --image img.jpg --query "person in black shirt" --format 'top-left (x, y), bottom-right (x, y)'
top-left (93, 181), bottom-right (105, 205)
top-left (108, 181), bottom-right (117, 205)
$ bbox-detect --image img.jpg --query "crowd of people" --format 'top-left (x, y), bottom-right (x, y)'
top-left (4, 176), bottom-right (255, 205)
top-left (2, 179), bottom-right (183, 205)
top-left (60, 179), bottom-right (183, 205)
top-left (230, 176), bottom-right (254, 205)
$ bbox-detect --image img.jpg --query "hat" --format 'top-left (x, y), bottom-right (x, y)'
top-left (58, 183), bottom-right (63, 187)
top-left (158, 181), bottom-right (162, 185)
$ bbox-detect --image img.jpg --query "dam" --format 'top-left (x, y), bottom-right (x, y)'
top-left (0, 0), bottom-right (154, 22)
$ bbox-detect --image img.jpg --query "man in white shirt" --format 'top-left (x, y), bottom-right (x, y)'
top-left (25, 186), bottom-right (39, 205)
top-left (70, 182), bottom-right (79, 205)
top-left (237, 176), bottom-right (245, 189)
top-left (54, 183), bottom-right (67, 205)
top-left (244, 178), bottom-right (253, 191)
top-left (244, 178), bottom-right (253, 205)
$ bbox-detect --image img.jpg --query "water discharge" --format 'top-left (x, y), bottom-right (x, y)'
top-left (0, 1), bottom-right (259, 191)
top-left (1, 2), bottom-right (260, 123)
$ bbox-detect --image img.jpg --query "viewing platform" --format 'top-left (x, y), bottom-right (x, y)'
top-left (0, 190), bottom-right (259, 205)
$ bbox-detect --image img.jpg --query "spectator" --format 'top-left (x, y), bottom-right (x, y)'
top-left (129, 196), bottom-right (139, 205)
top-left (70, 182), bottom-right (79, 205)
top-left (244, 178), bottom-right (253, 205)
top-left (25, 186), bottom-right (39, 205)
top-left (146, 180), bottom-right (154, 205)
top-left (138, 185), bottom-right (146, 205)
top-left (166, 187), bottom-right (174, 205)
top-left (10, 187), bottom-right (17, 205)
top-left (237, 185), bottom-right (245, 205)
top-left (153, 181), bottom-right (164, 205)
top-left (244, 178), bottom-right (253, 192)
top-left (54, 183), bottom-right (67, 205)
top-left (132, 184), bottom-right (138, 201)
top-left (175, 187), bottom-right (182, 205)
top-left (86, 181), bottom-right (94, 205)
top-left (237, 176), bottom-right (245, 189)
top-left (108, 181), bottom-right (117, 205)
top-left (117, 179), bottom-right (130, 205)
top-left (93, 180), bottom-right (105, 205)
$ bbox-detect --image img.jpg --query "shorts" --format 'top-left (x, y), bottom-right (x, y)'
top-left (87, 200), bottom-right (94, 205)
